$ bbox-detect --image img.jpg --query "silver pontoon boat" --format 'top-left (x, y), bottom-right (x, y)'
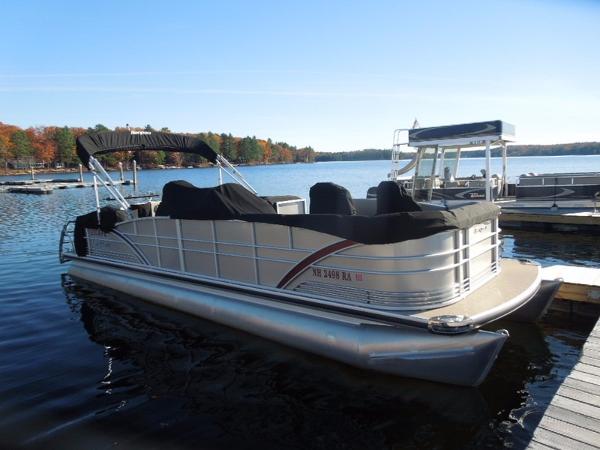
top-left (59, 129), bottom-right (560, 386)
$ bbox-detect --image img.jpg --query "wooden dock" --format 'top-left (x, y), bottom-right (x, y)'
top-left (543, 265), bottom-right (600, 306)
top-left (500, 208), bottom-right (600, 233)
top-left (527, 317), bottom-right (600, 449)
top-left (0, 179), bottom-right (132, 195)
top-left (528, 266), bottom-right (600, 449)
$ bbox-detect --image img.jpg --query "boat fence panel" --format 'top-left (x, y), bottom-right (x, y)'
top-left (180, 219), bottom-right (217, 277)
top-left (83, 217), bottom-right (500, 311)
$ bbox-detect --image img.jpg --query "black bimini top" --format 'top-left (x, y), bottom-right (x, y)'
top-left (76, 131), bottom-right (218, 168)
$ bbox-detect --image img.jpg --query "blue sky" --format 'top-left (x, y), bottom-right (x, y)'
top-left (1, 0), bottom-right (599, 151)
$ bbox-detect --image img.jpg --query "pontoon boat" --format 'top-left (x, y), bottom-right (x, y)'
top-left (371, 121), bottom-right (600, 207)
top-left (368, 120), bottom-right (513, 202)
top-left (59, 130), bottom-right (560, 386)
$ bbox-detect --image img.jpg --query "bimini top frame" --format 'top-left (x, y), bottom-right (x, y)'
top-left (393, 120), bottom-right (515, 201)
top-left (76, 130), bottom-right (256, 215)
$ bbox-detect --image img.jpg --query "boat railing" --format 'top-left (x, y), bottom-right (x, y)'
top-left (59, 220), bottom-right (76, 263)
top-left (82, 216), bottom-right (500, 311)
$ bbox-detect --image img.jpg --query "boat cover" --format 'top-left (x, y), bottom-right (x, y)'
top-left (74, 182), bottom-right (500, 253)
top-left (155, 181), bottom-right (276, 218)
top-left (309, 182), bottom-right (357, 215)
top-left (376, 181), bottom-right (421, 214)
top-left (74, 206), bottom-right (129, 256)
top-left (154, 181), bottom-right (499, 245)
top-left (240, 202), bottom-right (498, 245)
top-left (76, 131), bottom-right (218, 168)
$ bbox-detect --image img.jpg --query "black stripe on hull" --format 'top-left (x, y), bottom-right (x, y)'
top-left (414, 187), bottom-right (500, 201)
top-left (516, 184), bottom-right (600, 201)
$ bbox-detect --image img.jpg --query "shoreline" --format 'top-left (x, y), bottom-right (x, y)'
top-left (0, 160), bottom-right (307, 177)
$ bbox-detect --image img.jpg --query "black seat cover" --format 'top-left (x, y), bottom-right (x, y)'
top-left (376, 181), bottom-right (422, 214)
top-left (155, 181), bottom-right (276, 219)
top-left (309, 182), bottom-right (357, 215)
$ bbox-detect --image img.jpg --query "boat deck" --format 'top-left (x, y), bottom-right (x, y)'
top-left (414, 258), bottom-right (540, 321)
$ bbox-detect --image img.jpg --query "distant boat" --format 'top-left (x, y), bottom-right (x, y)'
top-left (369, 121), bottom-right (600, 207)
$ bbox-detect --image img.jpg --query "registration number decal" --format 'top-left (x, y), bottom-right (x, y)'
top-left (311, 267), bottom-right (364, 282)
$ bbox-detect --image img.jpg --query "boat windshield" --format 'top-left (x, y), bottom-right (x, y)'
top-left (412, 147), bottom-right (460, 201)
top-left (440, 148), bottom-right (459, 180)
top-left (413, 147), bottom-right (437, 201)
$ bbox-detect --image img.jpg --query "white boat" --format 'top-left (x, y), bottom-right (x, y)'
top-left (59, 130), bottom-right (560, 386)
top-left (371, 121), bottom-right (600, 209)
top-left (368, 120), bottom-right (513, 202)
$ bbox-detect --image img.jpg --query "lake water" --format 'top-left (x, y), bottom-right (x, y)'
top-left (1, 157), bottom-right (599, 449)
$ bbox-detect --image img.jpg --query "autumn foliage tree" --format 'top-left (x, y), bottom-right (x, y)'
top-left (0, 121), bottom-right (317, 170)
top-left (54, 127), bottom-right (76, 166)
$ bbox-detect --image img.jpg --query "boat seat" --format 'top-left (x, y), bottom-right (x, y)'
top-left (376, 181), bottom-right (422, 214)
top-left (155, 180), bottom-right (276, 219)
top-left (309, 182), bottom-right (357, 215)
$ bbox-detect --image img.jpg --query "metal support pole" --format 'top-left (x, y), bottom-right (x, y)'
top-left (133, 160), bottom-right (138, 189)
top-left (501, 143), bottom-right (508, 197)
top-left (89, 157), bottom-right (130, 210)
top-left (216, 155), bottom-right (256, 193)
top-left (78, 164), bottom-right (83, 183)
top-left (119, 162), bottom-right (124, 182)
top-left (411, 149), bottom-right (422, 199)
top-left (485, 140), bottom-right (491, 201)
top-left (218, 163), bottom-right (223, 185)
top-left (428, 147), bottom-right (439, 202)
top-left (93, 175), bottom-right (101, 222)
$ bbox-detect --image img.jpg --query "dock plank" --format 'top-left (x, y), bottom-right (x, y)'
top-left (562, 377), bottom-right (600, 396)
top-left (545, 404), bottom-right (600, 433)
top-left (551, 395), bottom-right (600, 420)
top-left (574, 362), bottom-right (600, 377)
top-left (583, 347), bottom-right (600, 359)
top-left (527, 442), bottom-right (557, 450)
top-left (556, 386), bottom-right (600, 408)
top-left (580, 356), bottom-right (600, 368)
top-left (537, 415), bottom-right (600, 447)
top-left (531, 427), bottom-right (598, 450)
top-left (569, 369), bottom-right (600, 387)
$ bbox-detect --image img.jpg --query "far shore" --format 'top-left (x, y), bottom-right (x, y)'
top-left (0, 160), bottom-right (307, 177)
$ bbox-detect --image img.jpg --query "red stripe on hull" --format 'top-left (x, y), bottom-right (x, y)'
top-left (276, 239), bottom-right (356, 289)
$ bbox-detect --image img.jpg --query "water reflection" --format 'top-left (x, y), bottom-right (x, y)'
top-left (502, 230), bottom-right (600, 268)
top-left (58, 276), bottom-right (578, 450)
top-left (1, 160), bottom-right (594, 449)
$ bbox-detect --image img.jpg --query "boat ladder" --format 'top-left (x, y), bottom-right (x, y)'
top-left (59, 220), bottom-right (76, 263)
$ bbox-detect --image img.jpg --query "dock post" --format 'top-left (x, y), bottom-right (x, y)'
top-left (133, 160), bottom-right (138, 190)
top-left (119, 162), bottom-right (124, 183)
top-left (78, 164), bottom-right (83, 183)
top-left (31, 166), bottom-right (35, 180)
top-left (501, 143), bottom-right (508, 197)
top-left (485, 140), bottom-right (491, 201)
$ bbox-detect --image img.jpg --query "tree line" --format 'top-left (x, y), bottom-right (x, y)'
top-left (314, 142), bottom-right (600, 161)
top-left (315, 149), bottom-right (392, 162)
top-left (0, 122), bottom-right (316, 170)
